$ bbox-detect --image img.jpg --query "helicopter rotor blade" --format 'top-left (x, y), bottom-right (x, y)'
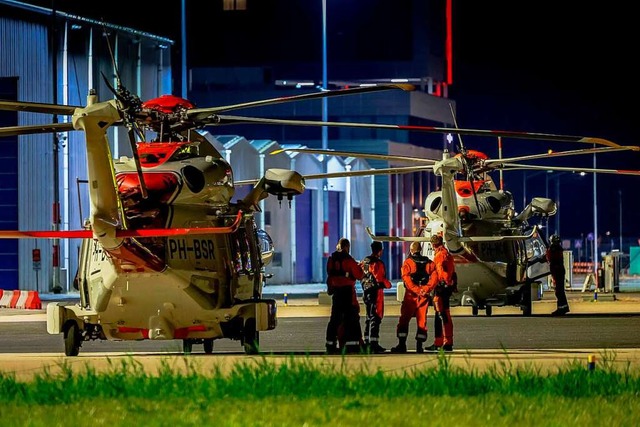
top-left (484, 146), bottom-right (640, 166)
top-left (205, 115), bottom-right (620, 148)
top-left (495, 163), bottom-right (640, 176)
top-left (0, 100), bottom-right (79, 115)
top-left (185, 84), bottom-right (416, 120)
top-left (270, 147), bottom-right (438, 164)
top-left (0, 122), bottom-right (75, 138)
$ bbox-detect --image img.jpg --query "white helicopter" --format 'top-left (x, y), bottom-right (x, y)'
top-left (279, 138), bottom-right (640, 316)
top-left (0, 75), bottom-right (421, 356)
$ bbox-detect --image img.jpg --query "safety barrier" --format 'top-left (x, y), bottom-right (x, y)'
top-left (0, 290), bottom-right (42, 309)
top-left (573, 262), bottom-right (595, 273)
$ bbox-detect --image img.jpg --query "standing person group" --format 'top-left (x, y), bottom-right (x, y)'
top-left (547, 234), bottom-right (570, 316)
top-left (360, 241), bottom-right (392, 353)
top-left (325, 238), bottom-right (364, 354)
top-left (325, 235), bottom-right (456, 355)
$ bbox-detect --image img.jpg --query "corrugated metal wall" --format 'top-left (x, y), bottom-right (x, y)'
top-left (1, 12), bottom-right (173, 293)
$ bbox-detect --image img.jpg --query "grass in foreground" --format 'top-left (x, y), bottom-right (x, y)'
top-left (0, 353), bottom-right (639, 426)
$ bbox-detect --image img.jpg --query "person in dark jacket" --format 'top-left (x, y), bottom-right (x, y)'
top-left (325, 238), bottom-right (365, 354)
top-left (546, 234), bottom-right (570, 316)
top-left (359, 241), bottom-right (392, 353)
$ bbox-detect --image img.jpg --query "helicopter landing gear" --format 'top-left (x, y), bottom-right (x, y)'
top-left (182, 339), bottom-right (193, 355)
top-left (471, 306), bottom-right (479, 316)
top-left (485, 305), bottom-right (493, 316)
top-left (520, 283), bottom-right (533, 316)
top-left (243, 318), bottom-right (260, 355)
top-left (203, 338), bottom-right (214, 354)
top-left (63, 321), bottom-right (82, 357)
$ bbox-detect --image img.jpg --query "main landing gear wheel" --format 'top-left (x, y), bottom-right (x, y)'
top-left (182, 339), bottom-right (193, 355)
top-left (486, 305), bottom-right (493, 316)
top-left (63, 321), bottom-right (81, 357)
top-left (472, 306), bottom-right (479, 316)
top-left (243, 318), bottom-right (260, 355)
top-left (203, 338), bottom-right (214, 354)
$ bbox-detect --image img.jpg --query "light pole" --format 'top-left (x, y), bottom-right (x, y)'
top-left (619, 190), bottom-right (623, 252)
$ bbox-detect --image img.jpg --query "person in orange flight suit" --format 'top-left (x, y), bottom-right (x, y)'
top-left (425, 234), bottom-right (456, 352)
top-left (325, 237), bottom-right (365, 354)
top-left (390, 241), bottom-right (436, 354)
top-left (359, 241), bottom-right (392, 353)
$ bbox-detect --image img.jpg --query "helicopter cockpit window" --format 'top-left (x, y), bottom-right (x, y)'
top-left (170, 144), bottom-right (199, 161)
top-left (525, 235), bottom-right (545, 259)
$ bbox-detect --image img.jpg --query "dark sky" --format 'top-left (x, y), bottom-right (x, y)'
top-left (20, 1), bottom-right (640, 242)
top-left (449, 2), bottom-right (639, 243)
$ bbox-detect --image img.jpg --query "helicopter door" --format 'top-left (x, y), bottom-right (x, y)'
top-left (524, 234), bottom-right (550, 281)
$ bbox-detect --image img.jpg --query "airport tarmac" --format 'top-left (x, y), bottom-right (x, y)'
top-left (3, 285), bottom-right (640, 321)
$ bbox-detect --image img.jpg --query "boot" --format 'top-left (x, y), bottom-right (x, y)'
top-left (416, 341), bottom-right (424, 353)
top-left (369, 342), bottom-right (387, 354)
top-left (551, 305), bottom-right (570, 316)
top-left (325, 344), bottom-right (340, 355)
top-left (424, 344), bottom-right (441, 352)
top-left (390, 338), bottom-right (407, 354)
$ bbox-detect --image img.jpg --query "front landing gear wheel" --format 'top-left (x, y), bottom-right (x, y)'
top-left (471, 306), bottom-right (479, 316)
top-left (182, 339), bottom-right (193, 355)
top-left (64, 321), bottom-right (81, 357)
top-left (243, 318), bottom-right (260, 355)
top-left (203, 338), bottom-right (214, 354)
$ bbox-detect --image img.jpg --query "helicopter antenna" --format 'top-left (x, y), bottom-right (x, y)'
top-left (102, 23), bottom-right (148, 199)
top-left (449, 103), bottom-right (482, 219)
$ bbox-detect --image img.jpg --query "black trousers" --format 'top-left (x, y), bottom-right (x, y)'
top-left (552, 268), bottom-right (569, 307)
top-left (363, 289), bottom-right (382, 343)
top-left (325, 286), bottom-right (362, 347)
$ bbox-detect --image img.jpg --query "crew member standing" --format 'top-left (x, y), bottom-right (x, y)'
top-left (547, 234), bottom-right (570, 316)
top-left (325, 238), bottom-right (365, 354)
top-left (425, 234), bottom-right (456, 352)
top-left (390, 242), bottom-right (435, 353)
top-left (360, 241), bottom-right (392, 353)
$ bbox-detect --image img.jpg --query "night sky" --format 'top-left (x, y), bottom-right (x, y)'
top-left (18, 1), bottom-right (640, 242)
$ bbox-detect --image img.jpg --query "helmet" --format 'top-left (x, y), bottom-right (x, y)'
top-left (550, 234), bottom-right (560, 244)
top-left (430, 234), bottom-right (443, 246)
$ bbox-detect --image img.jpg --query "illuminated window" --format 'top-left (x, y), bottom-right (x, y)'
top-left (223, 0), bottom-right (246, 11)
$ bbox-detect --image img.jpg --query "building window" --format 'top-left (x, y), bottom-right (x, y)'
top-left (223, 0), bottom-right (246, 11)
top-left (272, 252), bottom-right (282, 267)
top-left (353, 207), bottom-right (362, 221)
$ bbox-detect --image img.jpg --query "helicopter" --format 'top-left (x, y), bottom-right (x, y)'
top-left (0, 75), bottom-right (428, 356)
top-left (277, 139), bottom-right (640, 316)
